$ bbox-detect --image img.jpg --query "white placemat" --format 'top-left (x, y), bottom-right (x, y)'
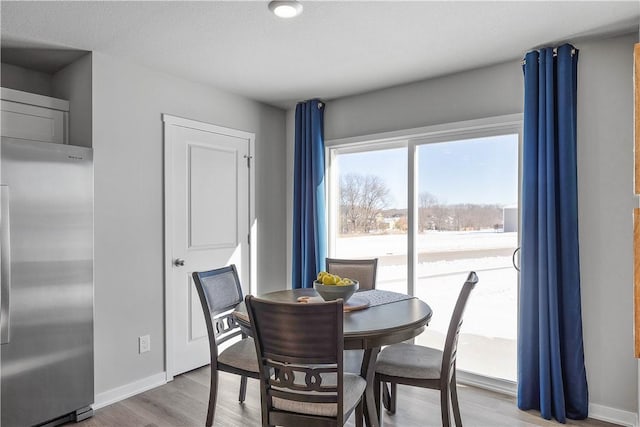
top-left (357, 289), bottom-right (413, 307)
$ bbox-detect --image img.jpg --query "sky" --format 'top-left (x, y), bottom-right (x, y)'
top-left (335, 134), bottom-right (519, 209)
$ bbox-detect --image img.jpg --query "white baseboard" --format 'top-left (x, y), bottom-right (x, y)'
top-left (93, 372), bottom-right (167, 410)
top-left (457, 372), bottom-right (637, 427)
top-left (457, 370), bottom-right (517, 396)
top-left (589, 403), bottom-right (638, 427)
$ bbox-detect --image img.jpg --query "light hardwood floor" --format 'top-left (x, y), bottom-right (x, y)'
top-left (73, 366), bottom-right (619, 427)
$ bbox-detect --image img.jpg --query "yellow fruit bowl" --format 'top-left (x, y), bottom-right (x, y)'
top-left (313, 280), bottom-right (359, 302)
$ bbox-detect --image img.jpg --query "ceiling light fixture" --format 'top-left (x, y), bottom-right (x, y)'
top-left (268, 0), bottom-right (303, 19)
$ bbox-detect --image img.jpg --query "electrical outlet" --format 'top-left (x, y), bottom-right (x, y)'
top-left (139, 335), bottom-right (151, 354)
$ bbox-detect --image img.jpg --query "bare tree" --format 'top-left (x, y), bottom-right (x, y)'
top-left (360, 175), bottom-right (390, 232)
top-left (339, 173), bottom-right (390, 234)
top-left (418, 191), bottom-right (438, 231)
top-left (340, 174), bottom-right (363, 233)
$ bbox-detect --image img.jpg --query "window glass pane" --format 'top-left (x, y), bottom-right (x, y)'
top-left (416, 134), bottom-right (518, 381)
top-left (333, 147), bottom-right (407, 294)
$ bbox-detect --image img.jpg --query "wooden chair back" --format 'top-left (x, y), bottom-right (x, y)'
top-left (441, 271), bottom-right (478, 384)
top-left (245, 295), bottom-right (346, 425)
top-left (326, 258), bottom-right (378, 291)
top-left (192, 265), bottom-right (245, 362)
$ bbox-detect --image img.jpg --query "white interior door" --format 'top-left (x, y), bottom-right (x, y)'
top-left (163, 115), bottom-right (253, 377)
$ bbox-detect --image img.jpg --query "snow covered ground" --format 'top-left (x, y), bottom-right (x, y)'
top-left (336, 230), bottom-right (518, 381)
top-left (336, 229), bottom-right (517, 255)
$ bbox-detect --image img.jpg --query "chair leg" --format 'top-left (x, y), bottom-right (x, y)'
top-left (382, 382), bottom-right (389, 411)
top-left (238, 375), bottom-right (248, 403)
top-left (390, 382), bottom-right (396, 413)
top-left (382, 382), bottom-right (396, 414)
top-left (374, 376), bottom-right (381, 424)
top-left (355, 398), bottom-right (364, 427)
top-left (440, 383), bottom-right (451, 427)
top-left (206, 368), bottom-right (219, 427)
top-left (260, 394), bottom-right (272, 427)
top-left (451, 371), bottom-right (462, 427)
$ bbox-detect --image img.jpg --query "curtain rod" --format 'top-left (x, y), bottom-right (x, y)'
top-left (521, 47), bottom-right (577, 66)
top-left (298, 99), bottom-right (324, 108)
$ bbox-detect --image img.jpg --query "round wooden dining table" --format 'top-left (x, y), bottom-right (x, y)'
top-left (234, 288), bottom-right (433, 427)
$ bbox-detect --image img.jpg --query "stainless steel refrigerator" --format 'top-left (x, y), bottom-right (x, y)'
top-left (0, 138), bottom-right (94, 426)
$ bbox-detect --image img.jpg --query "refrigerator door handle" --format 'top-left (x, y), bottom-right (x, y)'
top-left (1, 184), bottom-right (10, 345)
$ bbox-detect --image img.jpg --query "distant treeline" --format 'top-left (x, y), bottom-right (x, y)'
top-left (416, 203), bottom-right (504, 232)
top-left (339, 173), bottom-right (504, 234)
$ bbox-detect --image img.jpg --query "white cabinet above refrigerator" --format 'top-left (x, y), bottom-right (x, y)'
top-left (1, 87), bottom-right (69, 144)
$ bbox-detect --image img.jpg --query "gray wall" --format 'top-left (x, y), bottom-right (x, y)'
top-left (285, 108), bottom-right (295, 290)
top-left (0, 62), bottom-right (53, 96)
top-left (52, 53), bottom-right (92, 148)
top-left (324, 61), bottom-right (522, 141)
top-left (92, 52), bottom-right (286, 394)
top-left (286, 32), bottom-right (637, 414)
top-left (576, 32), bottom-right (637, 413)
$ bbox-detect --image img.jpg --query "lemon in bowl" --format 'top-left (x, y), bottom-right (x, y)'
top-left (313, 272), bottom-right (359, 301)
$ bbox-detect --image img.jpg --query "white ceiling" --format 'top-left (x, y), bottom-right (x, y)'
top-left (1, 1), bottom-right (638, 109)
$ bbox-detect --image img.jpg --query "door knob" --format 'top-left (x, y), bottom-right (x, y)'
top-left (174, 258), bottom-right (185, 267)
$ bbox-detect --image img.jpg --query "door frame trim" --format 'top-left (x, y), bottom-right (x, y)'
top-left (162, 114), bottom-right (255, 381)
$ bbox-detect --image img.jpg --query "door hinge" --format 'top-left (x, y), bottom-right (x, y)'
top-left (248, 234), bottom-right (251, 245)
top-left (243, 154), bottom-right (253, 168)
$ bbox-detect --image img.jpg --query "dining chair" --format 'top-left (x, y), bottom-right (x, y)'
top-left (374, 271), bottom-right (479, 427)
top-left (326, 258), bottom-right (378, 291)
top-left (192, 265), bottom-right (260, 427)
top-left (245, 295), bottom-right (366, 427)
top-left (326, 258), bottom-right (378, 374)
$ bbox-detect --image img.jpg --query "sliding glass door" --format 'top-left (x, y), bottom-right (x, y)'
top-left (327, 117), bottom-right (521, 384)
top-left (414, 134), bottom-right (519, 382)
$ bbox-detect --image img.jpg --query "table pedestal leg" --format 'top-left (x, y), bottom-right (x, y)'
top-left (361, 347), bottom-right (381, 427)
